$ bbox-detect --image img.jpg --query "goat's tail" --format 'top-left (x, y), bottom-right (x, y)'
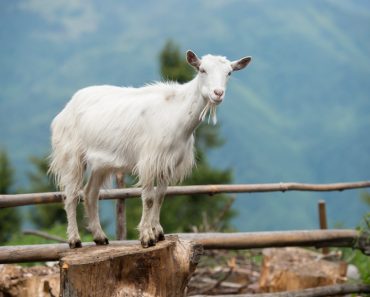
top-left (48, 112), bottom-right (85, 197)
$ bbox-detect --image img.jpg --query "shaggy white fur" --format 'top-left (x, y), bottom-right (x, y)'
top-left (49, 50), bottom-right (251, 248)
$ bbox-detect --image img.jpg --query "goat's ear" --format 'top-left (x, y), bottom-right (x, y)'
top-left (186, 50), bottom-right (201, 69)
top-left (231, 56), bottom-right (252, 71)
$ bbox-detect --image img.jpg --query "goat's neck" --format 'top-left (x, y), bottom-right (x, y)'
top-left (178, 76), bottom-right (208, 137)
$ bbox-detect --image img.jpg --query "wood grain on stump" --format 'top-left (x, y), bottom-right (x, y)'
top-left (60, 235), bottom-right (203, 297)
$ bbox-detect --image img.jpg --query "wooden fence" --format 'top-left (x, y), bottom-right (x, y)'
top-left (1, 181), bottom-right (370, 258)
top-left (0, 229), bottom-right (367, 264)
top-left (0, 181), bottom-right (370, 297)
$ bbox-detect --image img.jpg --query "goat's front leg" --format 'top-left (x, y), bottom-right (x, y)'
top-left (151, 183), bottom-right (167, 242)
top-left (138, 184), bottom-right (156, 248)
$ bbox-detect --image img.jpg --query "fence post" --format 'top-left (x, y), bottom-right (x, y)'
top-left (318, 200), bottom-right (329, 255)
top-left (115, 172), bottom-right (127, 240)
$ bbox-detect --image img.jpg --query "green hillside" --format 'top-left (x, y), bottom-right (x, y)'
top-left (0, 0), bottom-right (369, 232)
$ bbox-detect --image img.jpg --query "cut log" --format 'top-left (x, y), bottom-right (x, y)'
top-left (59, 235), bottom-right (203, 297)
top-left (259, 247), bottom-right (347, 293)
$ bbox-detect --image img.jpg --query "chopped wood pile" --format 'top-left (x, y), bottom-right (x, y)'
top-left (187, 247), bottom-right (355, 296)
top-left (187, 249), bottom-right (261, 295)
top-left (0, 263), bottom-right (59, 297)
top-left (259, 247), bottom-right (347, 293)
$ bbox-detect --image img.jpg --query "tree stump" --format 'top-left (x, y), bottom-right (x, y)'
top-left (59, 235), bottom-right (203, 297)
top-left (259, 247), bottom-right (347, 293)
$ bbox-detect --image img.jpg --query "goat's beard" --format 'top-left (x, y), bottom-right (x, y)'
top-left (199, 101), bottom-right (217, 125)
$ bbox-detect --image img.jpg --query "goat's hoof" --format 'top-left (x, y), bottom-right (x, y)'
top-left (69, 240), bottom-right (82, 249)
top-left (157, 232), bottom-right (165, 241)
top-left (94, 237), bottom-right (109, 245)
top-left (141, 238), bottom-right (156, 248)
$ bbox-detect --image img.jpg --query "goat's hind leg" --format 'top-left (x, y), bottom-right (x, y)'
top-left (84, 171), bottom-right (109, 245)
top-left (64, 186), bottom-right (82, 248)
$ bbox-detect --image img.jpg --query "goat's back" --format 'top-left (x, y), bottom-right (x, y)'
top-left (50, 84), bottom-right (195, 186)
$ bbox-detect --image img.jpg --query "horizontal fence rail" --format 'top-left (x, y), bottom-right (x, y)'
top-left (0, 229), bottom-right (368, 264)
top-left (1, 181), bottom-right (370, 208)
top-left (178, 229), bottom-right (367, 250)
top-left (190, 283), bottom-right (370, 297)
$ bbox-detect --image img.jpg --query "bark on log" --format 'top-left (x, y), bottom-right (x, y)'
top-left (59, 235), bottom-right (203, 297)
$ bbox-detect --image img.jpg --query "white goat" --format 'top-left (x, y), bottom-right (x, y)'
top-left (49, 50), bottom-right (251, 248)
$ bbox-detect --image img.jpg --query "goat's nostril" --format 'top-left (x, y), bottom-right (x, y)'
top-left (214, 89), bottom-right (224, 97)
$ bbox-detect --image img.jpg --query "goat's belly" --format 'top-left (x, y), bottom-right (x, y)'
top-left (85, 148), bottom-right (138, 173)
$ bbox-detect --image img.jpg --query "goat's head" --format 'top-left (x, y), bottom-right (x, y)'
top-left (186, 50), bottom-right (251, 105)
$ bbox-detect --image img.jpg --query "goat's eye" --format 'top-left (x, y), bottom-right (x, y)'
top-left (227, 71), bottom-right (232, 76)
top-left (199, 68), bottom-right (206, 74)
